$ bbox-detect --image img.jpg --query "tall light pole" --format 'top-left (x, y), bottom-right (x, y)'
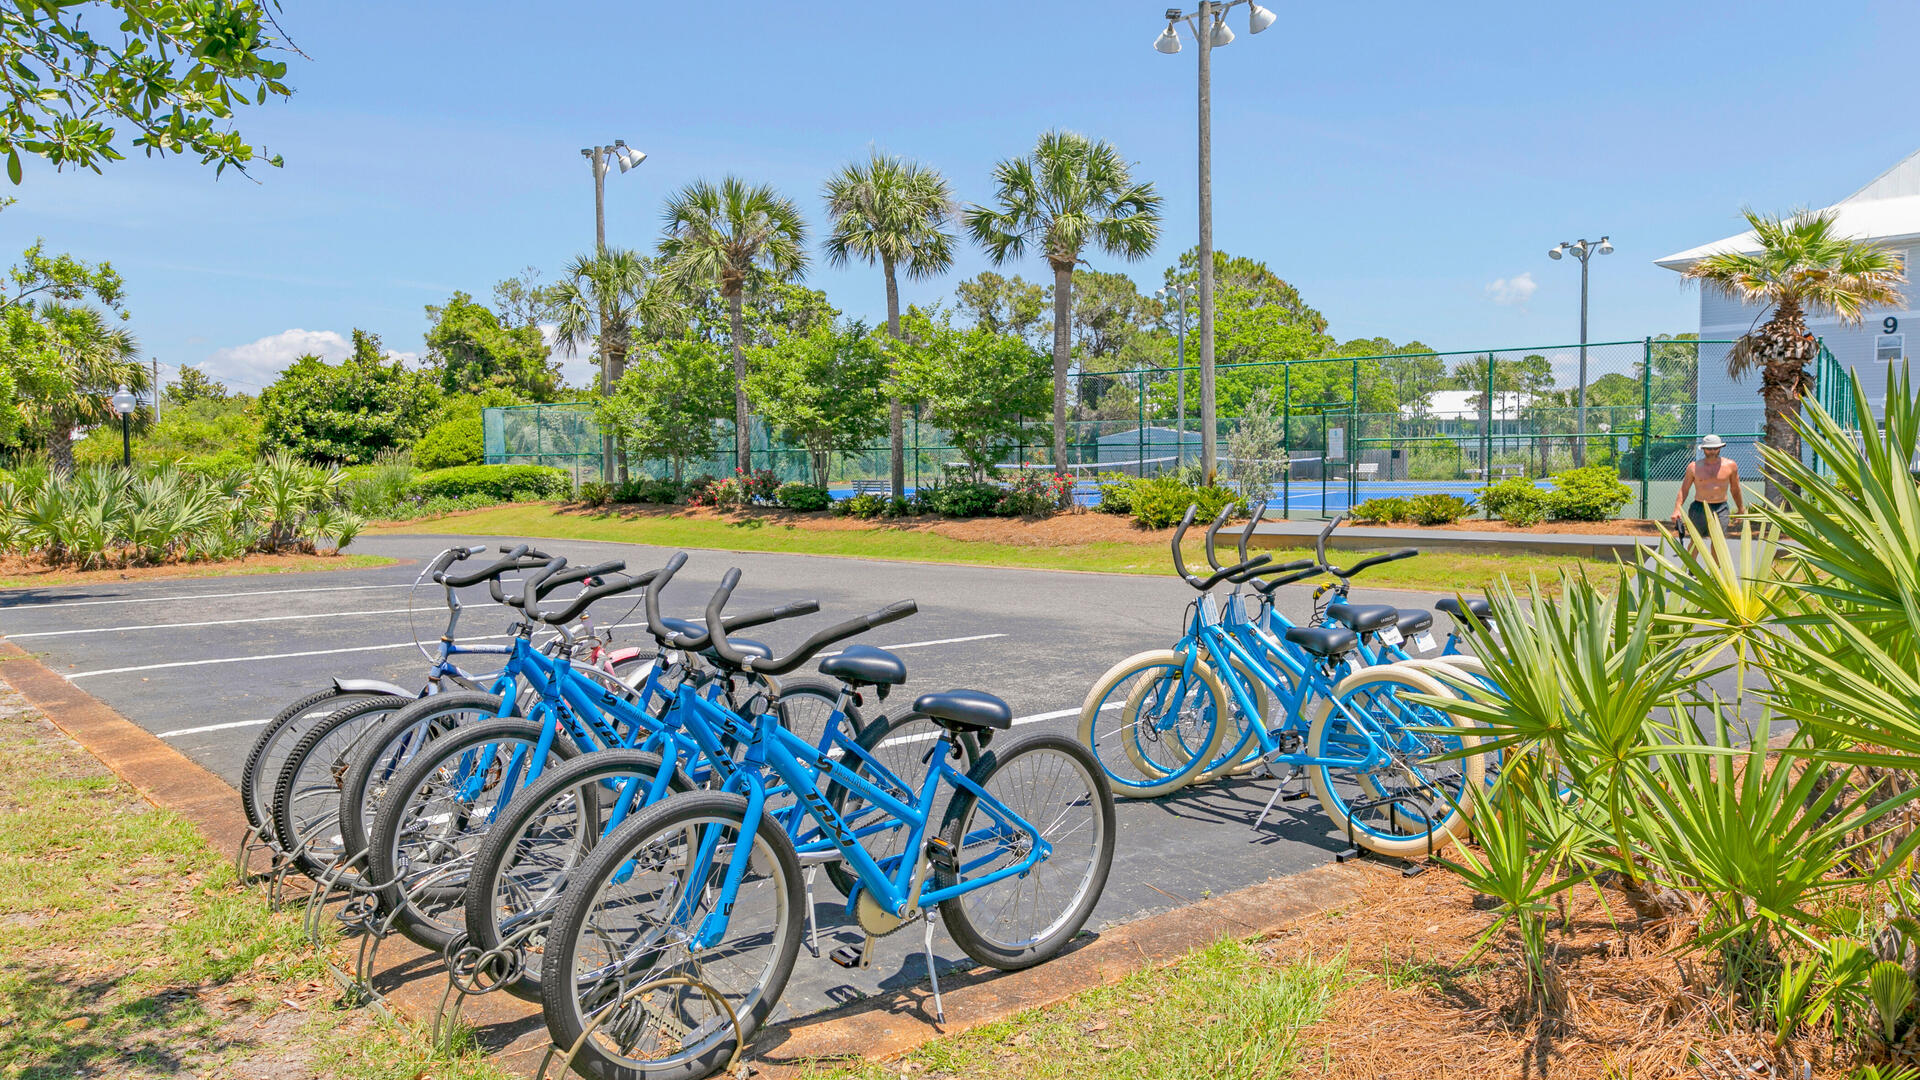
top-left (1547, 235), bottom-right (1612, 465)
top-left (1155, 0), bottom-right (1275, 486)
top-left (111, 389), bottom-right (135, 470)
top-left (1157, 281), bottom-right (1194, 469)
top-left (582, 140), bottom-right (647, 481)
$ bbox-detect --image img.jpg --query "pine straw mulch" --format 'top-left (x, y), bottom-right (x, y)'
top-left (1268, 863), bottom-right (1840, 1079)
top-left (0, 550), bottom-right (395, 589)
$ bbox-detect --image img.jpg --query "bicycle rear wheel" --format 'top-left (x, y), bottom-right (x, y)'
top-left (821, 709), bottom-right (979, 898)
top-left (367, 716), bottom-right (580, 952)
top-left (334, 690), bottom-right (507, 875)
top-left (271, 695), bottom-right (411, 880)
top-left (243, 687), bottom-right (403, 844)
top-left (464, 749), bottom-right (692, 1001)
top-left (936, 732), bottom-right (1115, 970)
top-left (1077, 650), bottom-right (1227, 798)
top-left (1304, 665), bottom-right (1484, 858)
top-left (540, 791), bottom-right (803, 1080)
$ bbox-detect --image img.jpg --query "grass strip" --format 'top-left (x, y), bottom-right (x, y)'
top-left (369, 504), bottom-right (1612, 594)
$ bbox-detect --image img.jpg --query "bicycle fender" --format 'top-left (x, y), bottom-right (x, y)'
top-left (331, 676), bottom-right (412, 698)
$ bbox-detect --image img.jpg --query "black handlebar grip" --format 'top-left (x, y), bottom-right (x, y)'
top-left (536, 570), bottom-right (655, 625)
top-left (752, 599), bottom-right (918, 677)
top-left (1170, 504), bottom-right (1200, 583)
top-left (509, 555), bottom-right (570, 607)
top-left (722, 599), bottom-right (823, 633)
top-left (1313, 515), bottom-right (1347, 574)
top-left (643, 552), bottom-right (691, 643)
top-left (1196, 553), bottom-right (1271, 590)
top-left (534, 560), bottom-right (626, 603)
top-left (1236, 500), bottom-right (1268, 564)
top-left (441, 543), bottom-right (531, 588)
top-left (1203, 504), bottom-right (1233, 571)
top-left (1256, 564), bottom-right (1326, 594)
top-left (1341, 549), bottom-right (1419, 577)
top-left (425, 547), bottom-right (463, 583)
top-left (703, 569), bottom-right (746, 663)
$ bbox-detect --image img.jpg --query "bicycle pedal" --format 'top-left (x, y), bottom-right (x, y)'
top-left (926, 837), bottom-right (957, 875)
top-left (829, 939), bottom-right (876, 970)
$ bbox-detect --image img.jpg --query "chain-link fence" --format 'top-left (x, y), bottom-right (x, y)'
top-left (484, 337), bottom-right (1845, 520)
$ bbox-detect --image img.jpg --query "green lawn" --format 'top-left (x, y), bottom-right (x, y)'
top-left (369, 503), bottom-right (1615, 594)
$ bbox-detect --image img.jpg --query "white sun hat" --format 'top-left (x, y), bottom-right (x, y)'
top-left (1699, 434), bottom-right (1726, 450)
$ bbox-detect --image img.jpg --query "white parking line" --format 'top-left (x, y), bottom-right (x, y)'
top-left (68, 628), bottom-right (1005, 681)
top-left (8, 607), bottom-right (418, 639)
top-left (881, 702), bottom-right (1116, 747)
top-left (154, 718), bottom-right (275, 739)
top-left (2, 581), bottom-right (417, 610)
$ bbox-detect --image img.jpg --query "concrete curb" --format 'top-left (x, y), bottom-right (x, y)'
top-left (0, 637), bottom-right (1369, 1076)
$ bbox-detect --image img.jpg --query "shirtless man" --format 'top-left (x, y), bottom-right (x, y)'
top-left (1669, 434), bottom-right (1746, 542)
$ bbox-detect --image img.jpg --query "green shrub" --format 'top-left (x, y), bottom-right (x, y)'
top-left (994, 472), bottom-right (1068, 517)
top-left (412, 415), bottom-right (484, 470)
top-left (408, 464), bottom-right (568, 502)
top-left (735, 468), bottom-right (780, 505)
top-left (1350, 496), bottom-right (1412, 524)
top-left (1477, 477), bottom-right (1550, 527)
top-left (1546, 465), bottom-right (1631, 522)
top-left (614, 476), bottom-right (685, 504)
top-left (1128, 477), bottom-right (1238, 529)
top-left (832, 492), bottom-right (889, 519)
top-left (775, 482), bottom-right (831, 512)
top-left (904, 483), bottom-right (942, 516)
top-left (687, 476), bottom-right (744, 509)
top-left (1093, 473), bottom-right (1136, 516)
top-left (933, 480), bottom-right (1003, 518)
top-left (577, 480), bottom-right (614, 508)
top-left (1407, 493), bottom-right (1471, 526)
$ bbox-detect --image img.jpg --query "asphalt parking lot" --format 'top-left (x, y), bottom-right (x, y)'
top-left (1, 532), bottom-right (1471, 1020)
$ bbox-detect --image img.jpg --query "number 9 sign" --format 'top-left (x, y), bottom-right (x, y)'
top-left (1887, 316), bottom-right (1901, 334)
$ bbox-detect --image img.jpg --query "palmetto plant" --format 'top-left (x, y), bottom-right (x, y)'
top-left (1682, 209), bottom-right (1905, 499)
top-left (27, 302), bottom-right (147, 475)
top-left (823, 152), bottom-right (956, 499)
top-left (963, 131), bottom-right (1162, 486)
top-left (659, 177), bottom-right (809, 475)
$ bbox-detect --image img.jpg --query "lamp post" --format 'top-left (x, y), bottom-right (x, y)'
top-left (111, 389), bottom-right (135, 470)
top-left (1155, 0), bottom-right (1275, 486)
top-left (1547, 235), bottom-right (1612, 465)
top-left (1157, 281), bottom-right (1195, 469)
top-left (581, 140), bottom-right (647, 481)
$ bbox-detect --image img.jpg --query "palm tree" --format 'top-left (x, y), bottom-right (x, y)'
top-left (963, 131), bottom-right (1162, 485)
top-left (659, 178), bottom-right (809, 475)
top-left (823, 153), bottom-right (956, 498)
top-left (30, 303), bottom-right (146, 474)
top-left (1684, 208), bottom-right (1905, 500)
top-left (548, 248), bottom-right (659, 481)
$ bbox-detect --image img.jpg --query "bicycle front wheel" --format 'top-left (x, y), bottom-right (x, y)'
top-left (541, 791), bottom-right (803, 1080)
top-left (936, 732), bottom-right (1115, 970)
top-left (1077, 650), bottom-right (1228, 798)
top-left (243, 687), bottom-right (403, 844)
top-left (1304, 665), bottom-right (1483, 858)
top-left (334, 690), bottom-right (507, 875)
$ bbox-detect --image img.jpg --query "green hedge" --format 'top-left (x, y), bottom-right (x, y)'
top-left (408, 464), bottom-right (569, 502)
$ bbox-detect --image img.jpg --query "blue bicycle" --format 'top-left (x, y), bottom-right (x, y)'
top-left (1078, 504), bottom-right (1484, 857)
top-left (536, 567), bottom-right (1116, 1080)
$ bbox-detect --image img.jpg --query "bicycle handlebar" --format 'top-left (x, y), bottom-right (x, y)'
top-left (1254, 563), bottom-right (1326, 594)
top-left (534, 562), bottom-right (665, 625)
top-left (1203, 504), bottom-right (1233, 571)
top-left (1333, 549), bottom-right (1419, 578)
top-left (705, 567), bottom-right (918, 676)
top-left (1172, 504), bottom-right (1271, 590)
top-left (641, 551), bottom-right (822, 649)
top-left (439, 543), bottom-right (529, 587)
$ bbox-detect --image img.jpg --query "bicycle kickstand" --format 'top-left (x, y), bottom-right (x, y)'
top-left (802, 867), bottom-right (821, 959)
top-left (921, 911), bottom-right (945, 1025)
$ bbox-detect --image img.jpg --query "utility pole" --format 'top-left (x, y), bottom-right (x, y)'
top-left (1548, 236), bottom-right (1612, 466)
top-left (581, 140), bottom-right (646, 482)
top-left (152, 359), bottom-right (160, 422)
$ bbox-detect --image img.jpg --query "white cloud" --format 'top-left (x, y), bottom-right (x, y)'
top-left (205, 328), bottom-right (351, 389)
top-left (1485, 272), bottom-right (1537, 307)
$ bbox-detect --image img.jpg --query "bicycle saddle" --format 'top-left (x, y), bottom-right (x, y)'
top-left (1394, 608), bottom-right (1434, 634)
top-left (818, 644), bottom-right (907, 687)
top-left (1435, 597), bottom-right (1493, 623)
top-left (1324, 603), bottom-right (1398, 634)
top-left (913, 689), bottom-right (1013, 733)
top-left (1285, 626), bottom-right (1357, 658)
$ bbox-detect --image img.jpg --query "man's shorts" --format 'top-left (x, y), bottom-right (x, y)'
top-left (1685, 500), bottom-right (1730, 537)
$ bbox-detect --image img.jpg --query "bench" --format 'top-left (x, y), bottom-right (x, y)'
top-left (1353, 462), bottom-right (1378, 482)
top-left (850, 479), bottom-right (892, 497)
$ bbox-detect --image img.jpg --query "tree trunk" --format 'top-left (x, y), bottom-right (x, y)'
top-left (883, 256), bottom-right (906, 500)
top-left (729, 293), bottom-right (752, 476)
top-left (1751, 302), bottom-right (1817, 504)
top-left (812, 448), bottom-right (829, 490)
top-left (1050, 263), bottom-right (1073, 499)
top-left (598, 310), bottom-right (615, 484)
top-left (608, 342), bottom-right (629, 483)
top-left (48, 421), bottom-right (75, 475)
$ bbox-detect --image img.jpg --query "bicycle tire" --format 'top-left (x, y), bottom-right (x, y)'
top-left (334, 690), bottom-right (509, 875)
top-left (1077, 649), bottom-right (1228, 798)
top-left (540, 790), bottom-right (804, 1080)
top-left (935, 732), bottom-right (1115, 971)
top-left (270, 695), bottom-right (412, 880)
top-left (366, 716), bottom-right (581, 953)
top-left (463, 749), bottom-right (693, 1001)
top-left (820, 709), bottom-right (979, 899)
top-left (243, 687), bottom-right (402, 842)
top-left (1304, 664), bottom-right (1484, 858)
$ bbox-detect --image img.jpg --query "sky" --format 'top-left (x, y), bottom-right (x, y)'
top-left (8, 0), bottom-right (1919, 394)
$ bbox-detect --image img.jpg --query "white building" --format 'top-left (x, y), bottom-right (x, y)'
top-left (1655, 148), bottom-right (1920, 425)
